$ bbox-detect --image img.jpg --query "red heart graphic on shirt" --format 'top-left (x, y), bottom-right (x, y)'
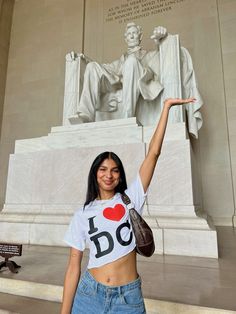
top-left (103, 204), bottom-right (125, 221)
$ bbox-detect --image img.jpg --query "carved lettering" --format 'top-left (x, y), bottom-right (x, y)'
top-left (104, 0), bottom-right (187, 24)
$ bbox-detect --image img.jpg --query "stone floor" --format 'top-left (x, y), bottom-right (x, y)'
top-left (0, 227), bottom-right (236, 313)
top-left (0, 294), bottom-right (236, 314)
top-left (0, 293), bottom-right (60, 314)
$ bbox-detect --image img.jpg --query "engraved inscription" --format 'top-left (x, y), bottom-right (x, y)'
top-left (105, 0), bottom-right (187, 24)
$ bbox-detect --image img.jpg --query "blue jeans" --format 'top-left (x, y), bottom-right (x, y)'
top-left (71, 270), bottom-right (146, 314)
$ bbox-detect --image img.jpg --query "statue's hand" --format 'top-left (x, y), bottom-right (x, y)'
top-left (77, 53), bottom-right (93, 63)
top-left (65, 51), bottom-right (78, 61)
top-left (65, 52), bottom-right (89, 62)
top-left (78, 53), bottom-right (85, 59)
top-left (150, 26), bottom-right (167, 44)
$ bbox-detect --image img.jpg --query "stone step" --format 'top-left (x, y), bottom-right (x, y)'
top-left (0, 278), bottom-right (62, 302)
top-left (1, 270), bottom-right (236, 314)
top-left (0, 310), bottom-right (19, 314)
top-left (0, 280), bottom-right (236, 314)
top-left (0, 292), bottom-right (60, 314)
top-left (146, 300), bottom-right (236, 314)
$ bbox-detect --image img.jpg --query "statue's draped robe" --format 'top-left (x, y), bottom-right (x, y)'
top-left (76, 35), bottom-right (203, 138)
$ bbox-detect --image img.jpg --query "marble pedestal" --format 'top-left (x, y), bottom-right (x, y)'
top-left (0, 119), bottom-right (218, 258)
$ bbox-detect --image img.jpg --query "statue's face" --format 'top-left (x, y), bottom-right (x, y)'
top-left (125, 26), bottom-right (141, 48)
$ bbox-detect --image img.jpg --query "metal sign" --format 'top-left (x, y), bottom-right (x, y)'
top-left (0, 243), bottom-right (22, 273)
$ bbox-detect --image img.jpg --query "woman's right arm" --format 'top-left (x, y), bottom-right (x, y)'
top-left (60, 248), bottom-right (83, 314)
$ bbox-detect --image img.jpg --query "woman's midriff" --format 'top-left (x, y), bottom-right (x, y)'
top-left (88, 250), bottom-right (138, 286)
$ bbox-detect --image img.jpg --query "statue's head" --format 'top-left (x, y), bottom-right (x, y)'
top-left (124, 22), bottom-right (143, 48)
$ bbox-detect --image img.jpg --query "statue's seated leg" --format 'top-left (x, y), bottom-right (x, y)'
top-left (77, 62), bottom-right (117, 123)
top-left (68, 62), bottom-right (103, 123)
top-left (122, 55), bottom-right (144, 118)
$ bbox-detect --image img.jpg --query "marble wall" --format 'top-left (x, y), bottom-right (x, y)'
top-left (0, 0), bottom-right (14, 136)
top-left (0, 0), bottom-right (84, 205)
top-left (0, 0), bottom-right (236, 226)
top-left (218, 0), bottom-right (236, 226)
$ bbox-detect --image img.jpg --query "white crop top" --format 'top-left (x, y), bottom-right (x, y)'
top-left (64, 173), bottom-right (147, 269)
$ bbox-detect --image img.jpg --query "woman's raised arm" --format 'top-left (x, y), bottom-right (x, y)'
top-left (139, 98), bottom-right (196, 192)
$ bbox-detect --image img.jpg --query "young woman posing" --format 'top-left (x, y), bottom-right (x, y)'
top-left (61, 98), bottom-right (195, 314)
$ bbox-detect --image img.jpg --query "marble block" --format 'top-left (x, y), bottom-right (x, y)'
top-left (143, 122), bottom-right (188, 142)
top-left (164, 228), bottom-right (218, 258)
top-left (14, 120), bottom-right (188, 154)
top-left (14, 118), bottom-right (142, 154)
top-left (0, 120), bottom-right (218, 258)
top-left (5, 143), bottom-right (145, 204)
top-left (148, 140), bottom-right (194, 205)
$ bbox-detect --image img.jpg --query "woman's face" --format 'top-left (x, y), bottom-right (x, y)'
top-left (96, 158), bottom-right (120, 196)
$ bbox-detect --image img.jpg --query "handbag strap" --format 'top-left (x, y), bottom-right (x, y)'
top-left (121, 192), bottom-right (131, 206)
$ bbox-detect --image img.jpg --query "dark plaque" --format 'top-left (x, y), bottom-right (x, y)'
top-left (0, 243), bottom-right (22, 273)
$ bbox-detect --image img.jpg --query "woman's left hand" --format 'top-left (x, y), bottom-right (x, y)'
top-left (164, 97), bottom-right (196, 109)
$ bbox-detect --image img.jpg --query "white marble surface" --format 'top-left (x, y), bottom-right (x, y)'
top-left (13, 137), bottom-right (49, 154)
top-left (0, 222), bottom-right (30, 244)
top-left (147, 140), bottom-right (194, 205)
top-left (14, 118), bottom-right (142, 153)
top-left (14, 120), bottom-right (188, 154)
top-left (53, 116), bottom-right (139, 132)
top-left (143, 122), bottom-right (188, 142)
top-left (6, 143), bottom-right (145, 204)
top-left (0, 220), bottom-right (69, 246)
top-left (164, 228), bottom-right (218, 258)
top-left (156, 216), bottom-right (212, 230)
top-left (2, 203), bottom-right (76, 214)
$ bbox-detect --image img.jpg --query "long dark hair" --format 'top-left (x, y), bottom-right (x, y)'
top-left (84, 152), bottom-right (127, 208)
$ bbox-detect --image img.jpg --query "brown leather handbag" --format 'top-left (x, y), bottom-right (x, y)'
top-left (122, 192), bottom-right (155, 257)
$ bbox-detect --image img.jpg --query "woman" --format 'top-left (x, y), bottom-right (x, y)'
top-left (61, 98), bottom-right (195, 314)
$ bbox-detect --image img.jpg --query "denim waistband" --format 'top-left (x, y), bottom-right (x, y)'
top-left (81, 270), bottom-right (141, 295)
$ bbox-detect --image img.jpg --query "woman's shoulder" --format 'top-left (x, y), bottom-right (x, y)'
top-left (73, 206), bottom-right (84, 217)
top-left (72, 206), bottom-right (93, 223)
top-left (75, 201), bottom-right (97, 212)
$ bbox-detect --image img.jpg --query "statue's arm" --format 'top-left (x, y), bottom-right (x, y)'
top-left (102, 56), bottom-right (123, 76)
